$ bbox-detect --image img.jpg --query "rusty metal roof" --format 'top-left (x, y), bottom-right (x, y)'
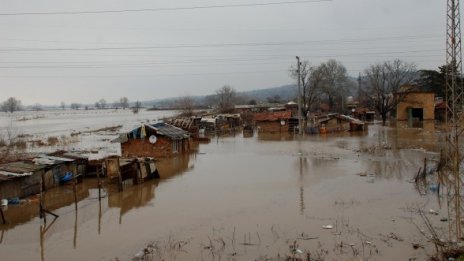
top-left (253, 111), bottom-right (292, 122)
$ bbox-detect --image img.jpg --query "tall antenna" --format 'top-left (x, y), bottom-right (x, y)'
top-left (443, 0), bottom-right (464, 241)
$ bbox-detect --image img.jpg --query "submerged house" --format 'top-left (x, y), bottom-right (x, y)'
top-left (396, 88), bottom-right (435, 123)
top-left (0, 152), bottom-right (89, 200)
top-left (168, 117), bottom-right (202, 136)
top-left (119, 123), bottom-right (191, 158)
top-left (254, 111), bottom-right (293, 133)
top-left (0, 161), bottom-right (45, 199)
top-left (313, 114), bottom-right (366, 134)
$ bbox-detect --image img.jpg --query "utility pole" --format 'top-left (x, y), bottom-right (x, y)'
top-left (442, 0), bottom-right (464, 242)
top-left (358, 73), bottom-right (362, 104)
top-left (296, 56), bottom-right (302, 135)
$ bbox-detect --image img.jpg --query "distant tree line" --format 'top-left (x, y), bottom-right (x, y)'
top-left (0, 61), bottom-right (454, 122)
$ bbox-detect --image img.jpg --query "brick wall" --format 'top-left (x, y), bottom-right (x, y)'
top-left (121, 137), bottom-right (191, 158)
top-left (397, 92), bottom-right (435, 121)
top-left (256, 121), bottom-right (286, 133)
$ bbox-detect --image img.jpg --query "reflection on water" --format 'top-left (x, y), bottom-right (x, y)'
top-left (0, 124), bottom-right (446, 260)
top-left (107, 180), bottom-right (159, 222)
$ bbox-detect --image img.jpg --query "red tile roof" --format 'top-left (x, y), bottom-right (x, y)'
top-left (253, 111), bottom-right (292, 122)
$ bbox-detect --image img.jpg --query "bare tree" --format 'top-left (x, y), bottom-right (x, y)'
top-left (177, 96), bottom-right (195, 116)
top-left (32, 103), bottom-right (43, 111)
top-left (1, 97), bottom-right (22, 113)
top-left (290, 61), bottom-right (324, 116)
top-left (95, 99), bottom-right (107, 109)
top-left (120, 97), bottom-right (129, 110)
top-left (215, 85), bottom-right (237, 113)
top-left (318, 59), bottom-right (350, 112)
top-left (112, 101), bottom-right (120, 109)
top-left (363, 59), bottom-right (417, 124)
top-left (70, 103), bottom-right (81, 110)
top-left (132, 101), bottom-right (142, 114)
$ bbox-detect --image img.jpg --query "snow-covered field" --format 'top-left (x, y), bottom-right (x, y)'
top-left (0, 109), bottom-right (178, 159)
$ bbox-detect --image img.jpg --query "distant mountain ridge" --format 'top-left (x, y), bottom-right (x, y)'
top-left (240, 84), bottom-right (297, 102)
top-left (144, 84), bottom-right (298, 107)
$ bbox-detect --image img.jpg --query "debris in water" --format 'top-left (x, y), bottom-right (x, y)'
top-left (388, 232), bottom-right (404, 242)
top-left (429, 184), bottom-right (439, 192)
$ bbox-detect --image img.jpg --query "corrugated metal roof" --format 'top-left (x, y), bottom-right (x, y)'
top-left (123, 123), bottom-right (190, 141)
top-left (150, 123), bottom-right (190, 140)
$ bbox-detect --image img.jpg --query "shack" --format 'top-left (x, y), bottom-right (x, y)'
top-left (397, 89), bottom-right (435, 122)
top-left (254, 111), bottom-right (292, 133)
top-left (216, 114), bottom-right (241, 132)
top-left (119, 123), bottom-right (191, 158)
top-left (48, 151), bottom-right (89, 178)
top-left (32, 154), bottom-right (82, 189)
top-left (315, 114), bottom-right (366, 134)
top-left (105, 156), bottom-right (159, 190)
top-left (0, 161), bottom-right (45, 199)
top-left (168, 117), bottom-right (202, 136)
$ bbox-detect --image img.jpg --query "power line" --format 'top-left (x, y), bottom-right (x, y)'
top-left (0, 0), bottom-right (331, 16)
top-left (0, 35), bottom-right (443, 52)
top-left (0, 69), bottom-right (287, 78)
top-left (0, 33), bottom-right (442, 47)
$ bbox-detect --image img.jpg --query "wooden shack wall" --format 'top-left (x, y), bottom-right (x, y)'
top-left (256, 121), bottom-right (286, 133)
top-left (0, 171), bottom-right (43, 199)
top-left (42, 162), bottom-right (78, 189)
top-left (122, 137), bottom-right (190, 158)
top-left (397, 92), bottom-right (435, 121)
top-left (43, 168), bottom-right (56, 190)
top-left (322, 119), bottom-right (350, 132)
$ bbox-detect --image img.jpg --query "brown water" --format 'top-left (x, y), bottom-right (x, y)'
top-left (0, 124), bottom-right (447, 260)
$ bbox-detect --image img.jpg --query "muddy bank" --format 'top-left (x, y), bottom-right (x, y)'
top-left (0, 124), bottom-right (447, 260)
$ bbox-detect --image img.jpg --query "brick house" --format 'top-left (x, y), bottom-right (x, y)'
top-left (253, 111), bottom-right (293, 133)
top-left (120, 123), bottom-right (191, 158)
top-left (397, 89), bottom-right (435, 122)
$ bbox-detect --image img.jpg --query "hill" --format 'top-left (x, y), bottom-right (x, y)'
top-left (143, 84), bottom-right (298, 108)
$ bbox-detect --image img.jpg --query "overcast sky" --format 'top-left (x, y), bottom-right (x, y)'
top-left (0, 0), bottom-right (446, 105)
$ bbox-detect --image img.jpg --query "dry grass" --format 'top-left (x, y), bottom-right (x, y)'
top-left (31, 140), bottom-right (47, 147)
top-left (47, 136), bottom-right (59, 146)
top-left (11, 139), bottom-right (27, 149)
top-left (0, 138), bottom-right (6, 147)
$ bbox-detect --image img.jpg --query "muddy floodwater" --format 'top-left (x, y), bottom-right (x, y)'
top-left (0, 121), bottom-right (448, 260)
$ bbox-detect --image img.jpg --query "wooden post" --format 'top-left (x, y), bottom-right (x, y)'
top-left (98, 198), bottom-right (102, 235)
top-left (40, 225), bottom-right (45, 261)
top-left (73, 209), bottom-right (77, 249)
top-left (73, 173), bottom-right (78, 211)
top-left (39, 175), bottom-right (59, 221)
top-left (97, 165), bottom-right (102, 201)
top-left (39, 178), bottom-right (45, 221)
top-left (118, 172), bottom-right (123, 192)
top-left (0, 207), bottom-right (6, 224)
